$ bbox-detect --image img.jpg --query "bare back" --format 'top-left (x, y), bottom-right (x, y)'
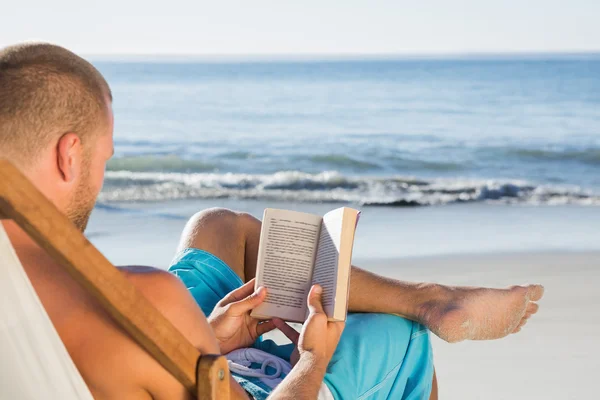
top-left (13, 240), bottom-right (219, 400)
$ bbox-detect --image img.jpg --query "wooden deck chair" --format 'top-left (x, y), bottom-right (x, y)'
top-left (0, 159), bottom-right (231, 400)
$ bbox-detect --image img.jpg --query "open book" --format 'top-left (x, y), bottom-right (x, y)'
top-left (251, 207), bottom-right (360, 323)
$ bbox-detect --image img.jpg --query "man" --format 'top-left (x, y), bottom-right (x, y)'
top-left (0, 42), bottom-right (543, 399)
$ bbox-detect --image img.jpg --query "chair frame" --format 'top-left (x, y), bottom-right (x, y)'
top-left (0, 159), bottom-right (231, 399)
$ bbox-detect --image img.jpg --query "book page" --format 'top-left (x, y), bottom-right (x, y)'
top-left (252, 209), bottom-right (322, 322)
top-left (311, 208), bottom-right (345, 318)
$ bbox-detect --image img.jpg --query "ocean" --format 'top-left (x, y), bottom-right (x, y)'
top-left (94, 56), bottom-right (600, 208)
top-left (86, 55), bottom-right (600, 263)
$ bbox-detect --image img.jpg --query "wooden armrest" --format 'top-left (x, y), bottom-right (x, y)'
top-left (198, 355), bottom-right (231, 399)
top-left (0, 159), bottom-right (221, 397)
top-left (0, 159), bottom-right (233, 399)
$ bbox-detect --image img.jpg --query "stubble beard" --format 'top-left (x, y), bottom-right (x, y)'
top-left (66, 168), bottom-right (97, 233)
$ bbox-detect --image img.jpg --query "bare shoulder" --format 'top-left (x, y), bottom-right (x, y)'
top-left (60, 265), bottom-right (221, 400)
top-left (65, 266), bottom-right (201, 400)
top-left (119, 265), bottom-right (184, 299)
top-left (118, 265), bottom-right (220, 351)
top-left (118, 265), bottom-right (196, 317)
top-left (103, 265), bottom-right (221, 400)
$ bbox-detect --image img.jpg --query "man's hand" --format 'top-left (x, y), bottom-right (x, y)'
top-left (274, 285), bottom-right (345, 367)
top-left (208, 279), bottom-right (280, 355)
top-left (268, 285), bottom-right (345, 399)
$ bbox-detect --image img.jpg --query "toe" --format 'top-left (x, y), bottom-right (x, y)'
top-left (512, 319), bottom-right (528, 334)
top-left (527, 285), bottom-right (545, 301)
top-left (517, 318), bottom-right (529, 329)
top-left (526, 302), bottom-right (539, 314)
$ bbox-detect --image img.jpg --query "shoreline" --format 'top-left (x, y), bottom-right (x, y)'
top-left (88, 200), bottom-right (600, 267)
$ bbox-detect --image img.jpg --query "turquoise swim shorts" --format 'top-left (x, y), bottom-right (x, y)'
top-left (170, 248), bottom-right (434, 400)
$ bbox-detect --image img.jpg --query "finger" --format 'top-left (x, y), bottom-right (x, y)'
top-left (220, 279), bottom-right (257, 305)
top-left (230, 285), bottom-right (267, 314)
top-left (256, 319), bottom-right (277, 337)
top-left (332, 321), bottom-right (345, 334)
top-left (273, 319), bottom-right (300, 344)
top-left (327, 320), bottom-right (345, 340)
top-left (307, 285), bottom-right (325, 315)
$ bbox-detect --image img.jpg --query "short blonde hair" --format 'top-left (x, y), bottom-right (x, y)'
top-left (0, 43), bottom-right (112, 165)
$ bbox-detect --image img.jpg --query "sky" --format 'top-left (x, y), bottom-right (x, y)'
top-left (1, 0), bottom-right (599, 56)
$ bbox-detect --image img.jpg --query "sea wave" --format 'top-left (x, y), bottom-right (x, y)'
top-left (100, 170), bottom-right (600, 206)
top-left (107, 155), bottom-right (218, 172)
top-left (504, 147), bottom-right (600, 165)
top-left (104, 142), bottom-right (600, 180)
top-left (106, 152), bottom-right (471, 175)
top-left (307, 154), bottom-right (381, 171)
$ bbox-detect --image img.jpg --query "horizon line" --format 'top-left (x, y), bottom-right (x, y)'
top-left (85, 50), bottom-right (600, 62)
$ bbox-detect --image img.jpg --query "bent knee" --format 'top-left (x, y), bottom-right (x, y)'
top-left (179, 208), bottom-right (239, 248)
top-left (187, 207), bottom-right (239, 230)
top-left (188, 207), bottom-right (257, 228)
top-left (177, 208), bottom-right (258, 279)
top-left (183, 208), bottom-right (259, 240)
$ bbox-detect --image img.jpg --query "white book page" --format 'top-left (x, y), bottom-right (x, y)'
top-left (311, 208), bottom-right (344, 318)
top-left (253, 209), bottom-right (322, 322)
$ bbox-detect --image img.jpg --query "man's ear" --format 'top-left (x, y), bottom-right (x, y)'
top-left (56, 133), bottom-right (83, 183)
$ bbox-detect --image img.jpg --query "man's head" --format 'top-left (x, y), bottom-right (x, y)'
top-left (0, 43), bottom-right (114, 231)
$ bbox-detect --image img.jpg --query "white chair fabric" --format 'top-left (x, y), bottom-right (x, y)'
top-left (0, 223), bottom-right (94, 399)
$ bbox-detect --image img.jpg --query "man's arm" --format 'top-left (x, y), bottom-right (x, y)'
top-left (268, 354), bottom-right (327, 400)
top-left (121, 266), bottom-right (251, 400)
top-left (125, 268), bottom-right (343, 400)
top-left (269, 285), bottom-right (344, 400)
top-left (206, 281), bottom-right (344, 400)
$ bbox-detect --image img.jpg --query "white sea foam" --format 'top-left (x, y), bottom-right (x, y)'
top-left (101, 170), bottom-right (600, 206)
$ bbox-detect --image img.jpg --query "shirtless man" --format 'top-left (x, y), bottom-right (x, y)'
top-left (0, 42), bottom-right (543, 399)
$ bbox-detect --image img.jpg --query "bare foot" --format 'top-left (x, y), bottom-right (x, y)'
top-left (415, 284), bottom-right (544, 343)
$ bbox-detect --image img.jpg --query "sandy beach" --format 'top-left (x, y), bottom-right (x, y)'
top-left (87, 201), bottom-right (599, 399)
top-left (256, 251), bottom-right (599, 400)
top-left (366, 252), bottom-right (600, 400)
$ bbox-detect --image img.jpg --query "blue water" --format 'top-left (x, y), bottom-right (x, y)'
top-left (94, 57), bottom-right (600, 206)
